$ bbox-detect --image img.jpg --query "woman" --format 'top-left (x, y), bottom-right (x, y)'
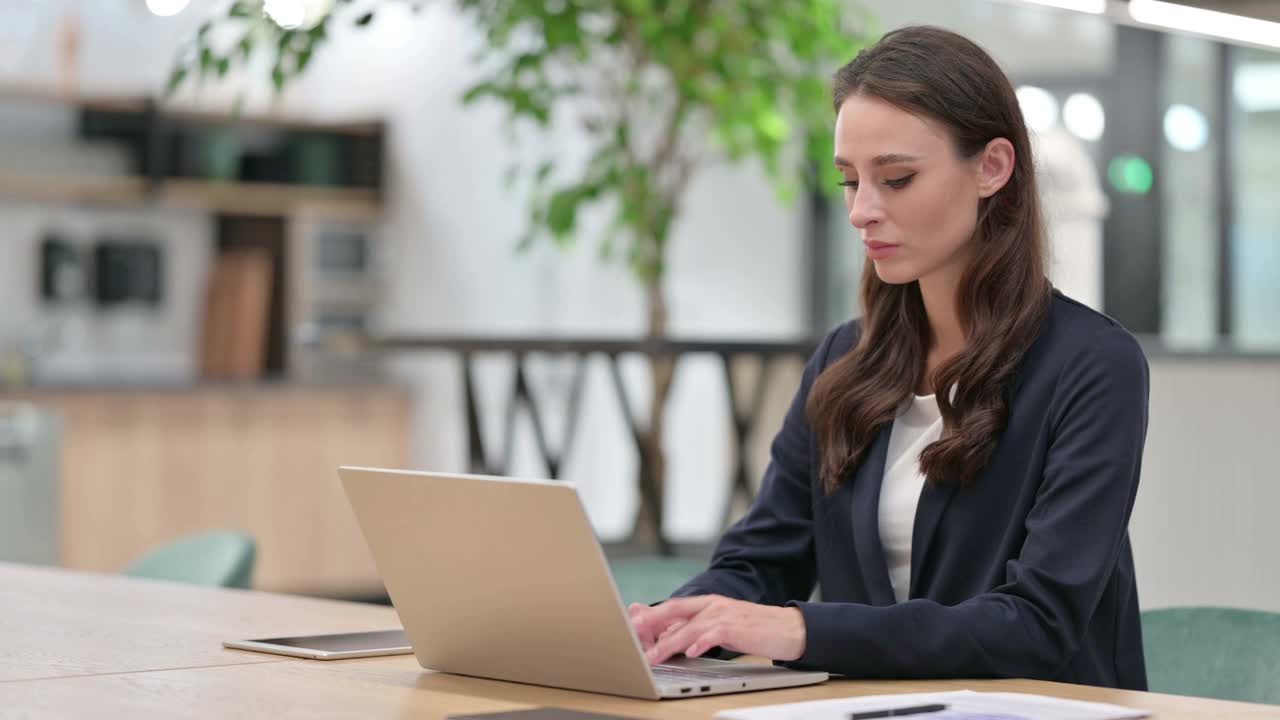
top-left (628, 25), bottom-right (1149, 690)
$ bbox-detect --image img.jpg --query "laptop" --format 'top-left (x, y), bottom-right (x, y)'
top-left (338, 466), bottom-right (829, 700)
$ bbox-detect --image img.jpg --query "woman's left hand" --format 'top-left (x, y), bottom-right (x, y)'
top-left (629, 595), bottom-right (807, 665)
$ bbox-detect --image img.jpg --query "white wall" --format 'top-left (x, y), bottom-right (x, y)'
top-left (1136, 360), bottom-right (1280, 611)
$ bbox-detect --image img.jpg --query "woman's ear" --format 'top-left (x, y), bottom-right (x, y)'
top-left (975, 138), bottom-right (1015, 198)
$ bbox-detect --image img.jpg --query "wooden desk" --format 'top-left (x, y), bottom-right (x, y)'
top-left (2, 563), bottom-right (1277, 719)
top-left (0, 563), bottom-right (398, 682)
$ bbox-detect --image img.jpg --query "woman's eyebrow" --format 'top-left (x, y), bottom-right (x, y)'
top-left (833, 153), bottom-right (921, 168)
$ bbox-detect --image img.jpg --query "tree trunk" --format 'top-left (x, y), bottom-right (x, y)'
top-left (634, 278), bottom-right (676, 555)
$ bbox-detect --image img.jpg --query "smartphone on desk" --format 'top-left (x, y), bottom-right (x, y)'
top-left (223, 629), bottom-right (413, 660)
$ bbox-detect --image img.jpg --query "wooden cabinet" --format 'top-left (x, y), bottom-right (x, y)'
top-left (11, 385), bottom-right (409, 597)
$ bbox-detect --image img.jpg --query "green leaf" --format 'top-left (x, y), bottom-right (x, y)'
top-left (164, 66), bottom-right (187, 96)
top-left (237, 34), bottom-right (254, 60)
top-left (296, 47), bottom-right (314, 74)
top-left (511, 52), bottom-right (543, 77)
top-left (461, 82), bottom-right (496, 104)
top-left (505, 87), bottom-right (550, 126)
top-left (546, 188), bottom-right (580, 242)
top-left (755, 109), bottom-right (790, 143)
top-left (355, 11), bottom-right (375, 26)
top-left (216, 56), bottom-right (231, 78)
top-left (621, 0), bottom-right (652, 16)
top-left (543, 11), bottom-right (582, 49)
top-left (271, 64), bottom-right (286, 93)
top-left (228, 1), bottom-right (253, 18)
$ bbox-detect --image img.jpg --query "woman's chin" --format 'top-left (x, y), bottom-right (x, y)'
top-left (871, 260), bottom-right (918, 285)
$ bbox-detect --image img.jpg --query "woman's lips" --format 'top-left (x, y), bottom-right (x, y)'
top-left (864, 240), bottom-right (899, 260)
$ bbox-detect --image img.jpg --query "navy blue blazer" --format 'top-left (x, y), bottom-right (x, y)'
top-left (672, 291), bottom-right (1149, 689)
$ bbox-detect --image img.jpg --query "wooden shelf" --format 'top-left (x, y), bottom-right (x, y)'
top-left (160, 179), bottom-right (380, 220)
top-left (0, 173), bottom-right (379, 220)
top-left (0, 85), bottom-right (384, 219)
top-left (0, 84), bottom-right (377, 133)
top-left (0, 174), bottom-right (147, 206)
top-left (0, 84), bottom-right (148, 113)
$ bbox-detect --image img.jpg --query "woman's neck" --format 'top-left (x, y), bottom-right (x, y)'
top-left (917, 269), bottom-right (966, 394)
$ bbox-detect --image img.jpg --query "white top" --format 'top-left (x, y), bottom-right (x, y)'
top-left (877, 393), bottom-right (945, 603)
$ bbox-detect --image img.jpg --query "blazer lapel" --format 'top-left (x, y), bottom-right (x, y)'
top-left (843, 425), bottom-right (896, 606)
top-left (909, 474), bottom-right (960, 598)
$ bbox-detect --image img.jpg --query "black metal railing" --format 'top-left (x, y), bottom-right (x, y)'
top-left (370, 336), bottom-right (817, 555)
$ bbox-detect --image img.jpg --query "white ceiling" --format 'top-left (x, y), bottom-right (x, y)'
top-left (1169, 1), bottom-right (1280, 23)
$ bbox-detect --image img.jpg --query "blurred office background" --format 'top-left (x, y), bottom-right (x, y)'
top-left (0, 0), bottom-right (1276, 618)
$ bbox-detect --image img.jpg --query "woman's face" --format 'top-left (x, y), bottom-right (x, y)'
top-left (834, 94), bottom-right (987, 287)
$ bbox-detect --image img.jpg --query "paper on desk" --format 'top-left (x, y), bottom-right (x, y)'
top-left (716, 690), bottom-right (1149, 720)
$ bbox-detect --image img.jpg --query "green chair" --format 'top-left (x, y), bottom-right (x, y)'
top-left (609, 556), bottom-right (706, 607)
top-left (1142, 606), bottom-right (1280, 705)
top-left (123, 530), bottom-right (256, 589)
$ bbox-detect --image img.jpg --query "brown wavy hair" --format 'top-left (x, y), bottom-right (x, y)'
top-left (807, 26), bottom-right (1052, 492)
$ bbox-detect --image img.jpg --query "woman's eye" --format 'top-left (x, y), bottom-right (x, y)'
top-left (838, 173), bottom-right (915, 191)
top-left (885, 173), bottom-right (917, 189)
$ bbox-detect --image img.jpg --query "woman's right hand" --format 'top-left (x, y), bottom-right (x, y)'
top-left (628, 596), bottom-right (807, 665)
top-left (628, 602), bottom-right (685, 651)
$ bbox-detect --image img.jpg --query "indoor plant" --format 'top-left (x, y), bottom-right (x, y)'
top-left (169, 0), bottom-right (871, 546)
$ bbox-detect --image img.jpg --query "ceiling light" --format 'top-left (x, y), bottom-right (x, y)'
top-left (145, 0), bottom-right (191, 17)
top-left (1063, 93), bottom-right (1105, 142)
top-left (262, 0), bottom-right (336, 30)
top-left (1163, 104), bottom-right (1209, 152)
top-left (263, 0), bottom-right (305, 29)
top-left (1129, 0), bottom-right (1280, 50)
top-left (1016, 86), bottom-right (1059, 133)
